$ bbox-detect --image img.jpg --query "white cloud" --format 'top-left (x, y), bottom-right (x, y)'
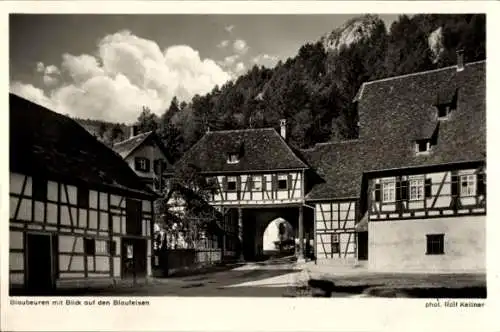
top-left (219, 54), bottom-right (239, 67)
top-left (43, 75), bottom-right (58, 86)
top-left (11, 30), bottom-right (231, 123)
top-left (44, 65), bottom-right (60, 76)
top-left (252, 54), bottom-right (279, 68)
top-left (224, 25), bottom-right (235, 33)
top-left (233, 39), bottom-right (249, 55)
top-left (217, 40), bottom-right (229, 49)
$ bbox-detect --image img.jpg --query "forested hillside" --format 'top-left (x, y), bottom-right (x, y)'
top-left (76, 14), bottom-right (485, 161)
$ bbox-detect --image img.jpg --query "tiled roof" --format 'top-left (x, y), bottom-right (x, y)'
top-left (174, 128), bottom-right (308, 173)
top-left (302, 140), bottom-right (371, 200)
top-left (112, 131), bottom-right (174, 172)
top-left (303, 61), bottom-right (485, 201)
top-left (9, 93), bottom-right (157, 198)
top-left (356, 61), bottom-right (485, 171)
top-left (112, 131), bottom-right (153, 158)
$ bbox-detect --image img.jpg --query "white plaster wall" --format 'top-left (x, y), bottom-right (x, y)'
top-left (369, 216), bottom-right (485, 272)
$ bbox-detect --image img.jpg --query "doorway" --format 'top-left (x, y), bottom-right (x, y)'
top-left (357, 232), bottom-right (368, 260)
top-left (121, 238), bottom-right (147, 278)
top-left (26, 233), bottom-right (54, 294)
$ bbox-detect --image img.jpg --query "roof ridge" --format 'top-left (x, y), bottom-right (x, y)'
top-left (362, 60), bottom-right (485, 87)
top-left (270, 129), bottom-right (308, 169)
top-left (207, 127), bottom-right (275, 134)
top-left (113, 130), bottom-right (152, 146)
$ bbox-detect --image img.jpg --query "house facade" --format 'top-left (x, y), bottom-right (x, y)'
top-left (174, 125), bottom-right (312, 261)
top-left (113, 128), bottom-right (174, 194)
top-left (174, 53), bottom-right (486, 272)
top-left (9, 94), bottom-right (157, 294)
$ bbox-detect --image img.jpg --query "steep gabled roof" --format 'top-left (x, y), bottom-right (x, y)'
top-left (9, 93), bottom-right (157, 198)
top-left (302, 140), bottom-right (372, 200)
top-left (304, 61), bottom-right (485, 202)
top-left (112, 130), bottom-right (174, 172)
top-left (355, 60), bottom-right (485, 171)
top-left (175, 128), bottom-right (308, 173)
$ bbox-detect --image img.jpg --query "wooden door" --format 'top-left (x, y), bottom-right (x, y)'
top-left (26, 233), bottom-right (54, 294)
top-left (121, 238), bottom-right (147, 278)
top-left (357, 232), bottom-right (368, 261)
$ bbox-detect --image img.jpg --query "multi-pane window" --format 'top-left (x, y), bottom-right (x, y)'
top-left (135, 157), bottom-right (150, 172)
top-left (227, 176), bottom-right (237, 191)
top-left (409, 178), bottom-right (424, 201)
top-left (331, 234), bottom-right (340, 254)
top-left (278, 174), bottom-right (288, 190)
top-left (426, 234), bottom-right (444, 255)
top-left (460, 174), bottom-right (476, 197)
top-left (382, 180), bottom-right (396, 203)
top-left (252, 175), bottom-right (262, 191)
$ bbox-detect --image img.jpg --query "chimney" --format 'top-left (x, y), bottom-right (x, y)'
top-left (456, 49), bottom-right (464, 72)
top-left (130, 125), bottom-right (139, 138)
top-left (280, 119), bottom-right (287, 140)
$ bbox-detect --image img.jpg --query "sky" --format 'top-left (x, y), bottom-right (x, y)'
top-left (9, 14), bottom-right (399, 124)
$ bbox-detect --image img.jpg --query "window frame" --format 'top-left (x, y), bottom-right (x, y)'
top-left (84, 238), bottom-right (96, 256)
top-left (251, 175), bottom-right (262, 192)
top-left (416, 140), bottom-right (431, 153)
top-left (277, 174), bottom-right (288, 190)
top-left (135, 157), bottom-right (150, 172)
top-left (460, 174), bottom-right (476, 197)
top-left (331, 234), bottom-right (340, 254)
top-left (227, 153), bottom-right (240, 164)
top-left (426, 234), bottom-right (445, 255)
top-left (226, 176), bottom-right (237, 192)
top-left (409, 177), bottom-right (425, 201)
top-left (381, 179), bottom-right (396, 203)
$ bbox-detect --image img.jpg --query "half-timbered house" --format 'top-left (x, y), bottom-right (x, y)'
top-left (174, 123), bottom-right (312, 261)
top-left (113, 129), bottom-right (174, 194)
top-left (352, 55), bottom-right (486, 272)
top-left (9, 94), bottom-right (158, 294)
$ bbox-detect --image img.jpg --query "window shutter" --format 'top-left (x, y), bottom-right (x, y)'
top-left (425, 179), bottom-right (432, 198)
top-left (145, 159), bottom-right (151, 172)
top-left (401, 181), bottom-right (408, 200)
top-left (451, 174), bottom-right (459, 196)
top-left (272, 174), bottom-right (277, 191)
top-left (374, 183), bottom-right (381, 202)
top-left (477, 173), bottom-right (486, 195)
top-left (134, 157), bottom-right (141, 170)
top-left (236, 176), bottom-right (241, 191)
top-left (222, 176), bottom-right (228, 191)
top-left (288, 174), bottom-right (292, 190)
top-left (153, 160), bottom-right (160, 174)
top-left (262, 176), bottom-right (267, 191)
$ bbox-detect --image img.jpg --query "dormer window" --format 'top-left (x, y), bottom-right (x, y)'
top-left (437, 105), bottom-right (451, 119)
top-left (416, 140), bottom-right (431, 154)
top-left (227, 153), bottom-right (240, 164)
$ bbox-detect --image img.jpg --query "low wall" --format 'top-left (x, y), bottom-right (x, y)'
top-left (153, 248), bottom-right (224, 277)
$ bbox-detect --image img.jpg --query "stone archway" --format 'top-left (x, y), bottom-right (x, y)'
top-left (262, 218), bottom-right (294, 257)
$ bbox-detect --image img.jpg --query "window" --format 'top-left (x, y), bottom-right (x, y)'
top-left (416, 140), bottom-right (431, 153)
top-left (382, 180), bottom-right (396, 203)
top-left (108, 240), bottom-right (117, 255)
top-left (227, 176), bottom-right (237, 191)
top-left (153, 159), bottom-right (168, 174)
top-left (32, 178), bottom-right (47, 201)
top-left (426, 234), bottom-right (444, 255)
top-left (84, 238), bottom-right (96, 255)
top-left (134, 157), bottom-right (150, 172)
top-left (227, 153), bottom-right (239, 164)
top-left (460, 174), bottom-right (476, 197)
top-left (251, 175), bottom-right (262, 191)
top-left (278, 174), bottom-right (288, 190)
top-left (77, 187), bottom-right (89, 208)
top-left (331, 234), bottom-right (340, 254)
top-left (437, 105), bottom-right (451, 119)
top-left (409, 178), bottom-right (424, 201)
